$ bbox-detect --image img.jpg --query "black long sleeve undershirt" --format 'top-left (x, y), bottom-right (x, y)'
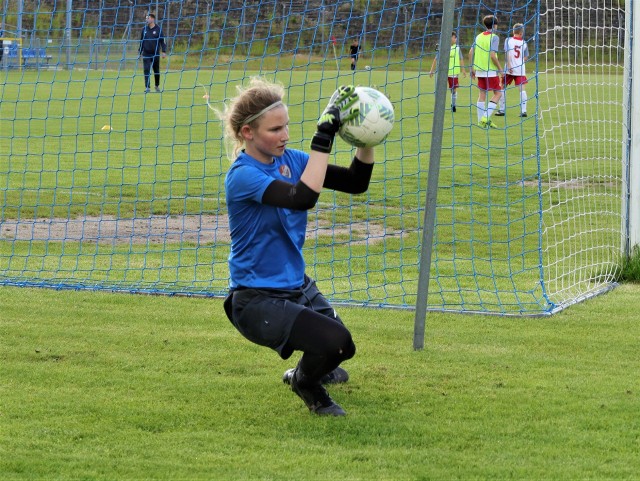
top-left (261, 156), bottom-right (374, 210)
top-left (323, 156), bottom-right (374, 194)
top-left (261, 180), bottom-right (320, 210)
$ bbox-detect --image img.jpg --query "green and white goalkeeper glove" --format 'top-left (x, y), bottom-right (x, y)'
top-left (311, 85), bottom-right (360, 154)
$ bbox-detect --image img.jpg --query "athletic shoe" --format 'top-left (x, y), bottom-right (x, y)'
top-left (451, 106), bottom-right (456, 113)
top-left (290, 370), bottom-right (346, 416)
top-left (322, 366), bottom-right (349, 384)
top-left (520, 112), bottom-right (528, 117)
top-left (480, 116), bottom-right (499, 129)
top-left (155, 87), bottom-right (161, 93)
top-left (494, 111), bottom-right (505, 117)
top-left (283, 366), bottom-right (349, 385)
top-left (144, 88), bottom-right (150, 94)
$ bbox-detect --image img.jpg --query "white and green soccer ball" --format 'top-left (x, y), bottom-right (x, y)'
top-left (339, 86), bottom-right (394, 148)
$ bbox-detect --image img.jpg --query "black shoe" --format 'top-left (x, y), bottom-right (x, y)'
top-left (283, 366), bottom-right (349, 385)
top-left (290, 370), bottom-right (346, 416)
top-left (520, 112), bottom-right (528, 117)
top-left (451, 106), bottom-right (456, 113)
top-left (322, 366), bottom-right (349, 384)
top-left (494, 111), bottom-right (505, 117)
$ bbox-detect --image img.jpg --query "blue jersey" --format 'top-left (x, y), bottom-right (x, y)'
top-left (225, 149), bottom-right (310, 289)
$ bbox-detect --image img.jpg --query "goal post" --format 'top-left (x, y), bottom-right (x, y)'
top-left (624, 0), bottom-right (640, 254)
top-left (0, 1), bottom-right (634, 319)
top-left (414, 0), bottom-right (455, 350)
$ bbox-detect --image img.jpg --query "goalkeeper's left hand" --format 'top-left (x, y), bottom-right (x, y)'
top-left (311, 85), bottom-right (359, 153)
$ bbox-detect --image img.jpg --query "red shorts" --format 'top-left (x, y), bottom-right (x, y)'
top-left (477, 76), bottom-right (501, 92)
top-left (448, 77), bottom-right (459, 89)
top-left (505, 75), bottom-right (528, 86)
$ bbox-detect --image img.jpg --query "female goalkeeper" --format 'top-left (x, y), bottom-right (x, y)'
top-left (219, 78), bottom-right (376, 416)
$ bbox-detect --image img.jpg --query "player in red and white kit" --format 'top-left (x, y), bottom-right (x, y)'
top-left (496, 23), bottom-right (529, 117)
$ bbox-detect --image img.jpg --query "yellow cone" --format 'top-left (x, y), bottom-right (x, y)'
top-left (101, 125), bottom-right (112, 131)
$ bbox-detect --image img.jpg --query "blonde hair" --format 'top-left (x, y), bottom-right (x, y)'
top-left (216, 77), bottom-right (286, 161)
top-left (513, 23), bottom-right (524, 35)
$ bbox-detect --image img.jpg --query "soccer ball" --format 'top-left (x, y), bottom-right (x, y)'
top-left (364, 65), bottom-right (371, 71)
top-left (339, 87), bottom-right (394, 148)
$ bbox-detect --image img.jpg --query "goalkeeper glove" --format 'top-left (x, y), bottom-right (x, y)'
top-left (311, 85), bottom-right (359, 154)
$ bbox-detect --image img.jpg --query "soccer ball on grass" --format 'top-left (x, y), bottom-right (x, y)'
top-left (339, 86), bottom-right (394, 148)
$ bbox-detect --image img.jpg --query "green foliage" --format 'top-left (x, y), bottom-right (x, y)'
top-left (614, 245), bottom-right (640, 282)
top-left (50, 11), bottom-right (66, 37)
top-left (33, 9), bottom-right (53, 32)
top-left (1, 284), bottom-right (639, 479)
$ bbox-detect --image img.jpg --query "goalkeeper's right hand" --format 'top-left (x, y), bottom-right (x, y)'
top-left (311, 85), bottom-right (359, 154)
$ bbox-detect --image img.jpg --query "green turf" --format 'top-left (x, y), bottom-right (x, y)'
top-left (1, 283), bottom-right (639, 480)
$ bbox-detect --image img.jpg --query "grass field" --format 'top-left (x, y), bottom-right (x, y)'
top-left (1, 282), bottom-right (639, 480)
top-left (0, 64), bottom-right (627, 314)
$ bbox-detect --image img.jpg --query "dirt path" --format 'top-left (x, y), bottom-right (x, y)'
top-left (0, 215), bottom-right (399, 245)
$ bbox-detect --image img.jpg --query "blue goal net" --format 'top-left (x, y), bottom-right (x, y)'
top-left (0, 0), bottom-right (630, 314)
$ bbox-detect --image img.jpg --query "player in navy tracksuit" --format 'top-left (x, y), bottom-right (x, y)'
top-left (349, 40), bottom-right (360, 70)
top-left (221, 78), bottom-right (378, 416)
top-left (139, 13), bottom-right (166, 93)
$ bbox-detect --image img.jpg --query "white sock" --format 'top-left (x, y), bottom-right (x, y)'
top-left (487, 101), bottom-right (497, 118)
top-left (451, 92), bottom-right (457, 107)
top-left (499, 93), bottom-right (506, 112)
top-left (521, 91), bottom-right (528, 114)
top-left (477, 101), bottom-right (486, 121)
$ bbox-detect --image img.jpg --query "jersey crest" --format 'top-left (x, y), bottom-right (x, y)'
top-left (279, 164), bottom-right (291, 178)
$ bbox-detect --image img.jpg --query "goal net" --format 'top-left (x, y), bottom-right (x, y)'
top-left (0, 0), bottom-right (631, 315)
top-left (536, 0), bottom-right (627, 312)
